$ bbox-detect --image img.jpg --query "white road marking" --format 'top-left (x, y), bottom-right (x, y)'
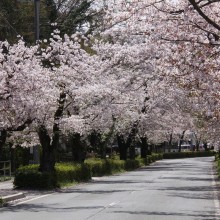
top-left (91, 177), bottom-right (101, 181)
top-left (11, 193), bottom-right (55, 206)
top-left (108, 201), bottom-right (120, 207)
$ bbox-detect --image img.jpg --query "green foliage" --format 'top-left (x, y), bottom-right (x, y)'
top-left (55, 163), bottom-right (91, 187)
top-left (0, 0), bottom-right (104, 44)
top-left (137, 154), bottom-right (163, 166)
top-left (11, 146), bottom-right (30, 171)
top-left (14, 154), bottom-right (163, 189)
top-left (124, 160), bottom-right (141, 170)
top-left (14, 164), bottom-right (56, 189)
top-left (163, 151), bottom-right (216, 159)
top-left (0, 197), bottom-right (5, 207)
top-left (84, 158), bottom-right (124, 176)
top-left (14, 163), bottom-right (91, 189)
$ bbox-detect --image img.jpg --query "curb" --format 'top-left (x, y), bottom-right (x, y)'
top-left (2, 193), bottom-right (25, 202)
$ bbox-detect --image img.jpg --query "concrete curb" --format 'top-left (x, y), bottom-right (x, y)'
top-left (2, 192), bottom-right (25, 202)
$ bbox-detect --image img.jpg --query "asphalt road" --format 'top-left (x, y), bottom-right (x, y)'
top-left (1, 157), bottom-right (220, 220)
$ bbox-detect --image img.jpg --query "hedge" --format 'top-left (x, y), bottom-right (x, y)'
top-left (163, 151), bottom-right (216, 159)
top-left (14, 164), bottom-right (56, 189)
top-left (14, 154), bottom-right (163, 189)
top-left (14, 163), bottom-right (91, 189)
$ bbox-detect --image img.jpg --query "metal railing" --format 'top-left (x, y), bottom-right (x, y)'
top-left (0, 161), bottom-right (11, 181)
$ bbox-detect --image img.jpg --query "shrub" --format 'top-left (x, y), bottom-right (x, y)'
top-left (55, 163), bottom-right (91, 187)
top-left (124, 160), bottom-right (141, 170)
top-left (85, 158), bottom-right (125, 176)
top-left (163, 151), bottom-right (216, 159)
top-left (14, 164), bottom-right (56, 189)
top-left (85, 159), bottom-right (106, 176)
top-left (0, 197), bottom-right (5, 207)
top-left (14, 153), bottom-right (163, 189)
top-left (14, 163), bottom-right (91, 189)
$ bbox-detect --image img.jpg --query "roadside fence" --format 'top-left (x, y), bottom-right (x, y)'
top-left (0, 160), bottom-right (11, 181)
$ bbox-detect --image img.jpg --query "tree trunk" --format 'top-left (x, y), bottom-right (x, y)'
top-left (71, 133), bottom-right (86, 163)
top-left (117, 134), bottom-right (127, 160)
top-left (140, 137), bottom-right (148, 158)
top-left (39, 91), bottom-right (66, 172)
top-left (127, 122), bottom-right (138, 160)
top-left (168, 133), bottom-right (173, 153)
top-left (129, 144), bottom-right (136, 160)
top-left (0, 130), bottom-right (7, 160)
top-left (178, 130), bottom-right (186, 152)
top-left (38, 125), bottom-right (55, 172)
top-left (203, 143), bottom-right (208, 151)
top-left (100, 142), bottom-right (107, 159)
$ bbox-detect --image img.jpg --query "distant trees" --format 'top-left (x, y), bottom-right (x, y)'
top-left (0, 0), bottom-right (104, 43)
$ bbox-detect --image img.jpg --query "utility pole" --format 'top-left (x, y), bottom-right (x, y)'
top-left (34, 0), bottom-right (40, 42)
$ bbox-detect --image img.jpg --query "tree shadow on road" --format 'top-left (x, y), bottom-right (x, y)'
top-left (168, 191), bottom-right (215, 200)
top-left (112, 210), bottom-right (217, 220)
top-left (58, 188), bottom-right (133, 194)
top-left (1, 203), bottom-right (105, 213)
top-left (158, 185), bottom-right (218, 192)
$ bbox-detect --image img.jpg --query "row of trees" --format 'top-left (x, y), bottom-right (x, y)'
top-left (0, 0), bottom-right (219, 172)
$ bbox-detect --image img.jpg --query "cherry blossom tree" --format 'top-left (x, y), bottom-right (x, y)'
top-left (1, 0), bottom-right (219, 172)
top-left (100, 0), bottom-right (220, 147)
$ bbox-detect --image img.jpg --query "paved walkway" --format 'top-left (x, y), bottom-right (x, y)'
top-left (0, 178), bottom-right (56, 204)
top-left (0, 179), bottom-right (16, 196)
top-left (0, 179), bottom-right (26, 202)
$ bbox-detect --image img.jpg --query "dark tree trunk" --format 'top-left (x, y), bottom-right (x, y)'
top-left (0, 130), bottom-right (7, 160)
top-left (117, 134), bottom-right (127, 160)
top-left (178, 130), bottom-right (186, 152)
top-left (38, 125), bottom-right (55, 172)
top-left (129, 145), bottom-right (135, 160)
top-left (99, 142), bottom-right (107, 159)
top-left (168, 133), bottom-right (173, 153)
top-left (117, 122), bottom-right (139, 160)
top-left (89, 131), bottom-right (107, 159)
top-left (140, 136), bottom-right (148, 158)
top-left (39, 91), bottom-right (66, 172)
top-left (148, 145), bottom-right (152, 155)
top-left (194, 133), bottom-right (201, 151)
top-left (203, 143), bottom-right (208, 151)
top-left (71, 133), bottom-right (86, 163)
top-left (128, 122), bottom-right (138, 160)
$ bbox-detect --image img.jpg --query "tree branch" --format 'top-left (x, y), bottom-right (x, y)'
top-left (188, 0), bottom-right (220, 31)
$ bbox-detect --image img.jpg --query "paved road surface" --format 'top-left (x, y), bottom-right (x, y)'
top-left (1, 157), bottom-right (220, 220)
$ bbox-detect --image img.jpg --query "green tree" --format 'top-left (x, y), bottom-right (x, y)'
top-left (0, 0), bottom-right (104, 44)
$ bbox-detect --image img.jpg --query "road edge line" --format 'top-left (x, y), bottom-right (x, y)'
top-left (11, 193), bottom-right (55, 206)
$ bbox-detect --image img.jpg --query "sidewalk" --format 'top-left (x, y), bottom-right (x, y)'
top-left (0, 179), bottom-right (25, 202)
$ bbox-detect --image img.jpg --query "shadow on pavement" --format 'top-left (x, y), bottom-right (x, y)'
top-left (168, 191), bottom-right (214, 200)
top-left (112, 210), bottom-right (217, 220)
top-left (1, 203), bottom-right (105, 213)
top-left (58, 188), bottom-right (133, 194)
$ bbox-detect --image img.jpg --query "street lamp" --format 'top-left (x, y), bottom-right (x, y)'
top-left (34, 0), bottom-right (40, 42)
